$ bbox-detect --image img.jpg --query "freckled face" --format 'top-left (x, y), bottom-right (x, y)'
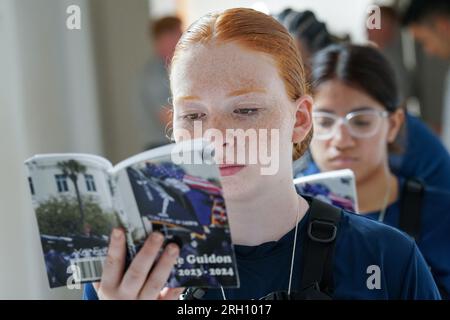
top-left (170, 42), bottom-right (298, 200)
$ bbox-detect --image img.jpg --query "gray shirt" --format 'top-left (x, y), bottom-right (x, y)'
top-left (135, 57), bottom-right (172, 148)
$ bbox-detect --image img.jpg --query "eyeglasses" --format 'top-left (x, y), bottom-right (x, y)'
top-left (312, 109), bottom-right (389, 140)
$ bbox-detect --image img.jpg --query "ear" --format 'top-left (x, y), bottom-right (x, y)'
top-left (292, 95), bottom-right (313, 144)
top-left (387, 108), bottom-right (405, 143)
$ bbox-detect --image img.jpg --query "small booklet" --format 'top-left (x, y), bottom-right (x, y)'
top-left (25, 139), bottom-right (239, 289)
top-left (294, 169), bottom-right (359, 213)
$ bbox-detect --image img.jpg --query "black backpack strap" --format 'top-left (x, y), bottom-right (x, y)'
top-left (300, 198), bottom-right (341, 299)
top-left (399, 178), bottom-right (424, 240)
top-left (180, 287), bottom-right (208, 300)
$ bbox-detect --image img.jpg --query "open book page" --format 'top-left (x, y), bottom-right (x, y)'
top-left (112, 140), bottom-right (239, 288)
top-left (24, 154), bottom-right (121, 288)
top-left (294, 169), bottom-right (359, 213)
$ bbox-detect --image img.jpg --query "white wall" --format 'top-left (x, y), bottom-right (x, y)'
top-left (90, 0), bottom-right (152, 164)
top-left (27, 161), bottom-right (114, 210)
top-left (0, 0), bottom-right (103, 299)
top-left (0, 0), bottom-right (152, 299)
top-left (172, 0), bottom-right (374, 43)
top-left (149, 0), bottom-right (177, 18)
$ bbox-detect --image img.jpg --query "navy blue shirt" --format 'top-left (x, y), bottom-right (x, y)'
top-left (296, 164), bottom-right (450, 299)
top-left (83, 198), bottom-right (441, 300)
top-left (390, 113), bottom-right (450, 191)
top-left (364, 178), bottom-right (450, 299)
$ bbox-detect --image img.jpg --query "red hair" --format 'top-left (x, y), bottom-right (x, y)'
top-left (170, 8), bottom-right (312, 160)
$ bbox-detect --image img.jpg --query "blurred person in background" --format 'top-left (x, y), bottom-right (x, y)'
top-left (136, 16), bottom-right (183, 149)
top-left (366, 5), bottom-right (450, 192)
top-left (402, 0), bottom-right (450, 152)
top-left (276, 9), bottom-right (348, 173)
top-left (283, 7), bottom-right (450, 192)
top-left (367, 5), bottom-right (412, 103)
top-left (276, 8), bottom-right (347, 79)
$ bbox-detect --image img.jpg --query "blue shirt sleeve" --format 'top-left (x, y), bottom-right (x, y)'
top-left (399, 242), bottom-right (442, 299)
top-left (391, 114), bottom-right (450, 191)
top-left (83, 283), bottom-right (99, 300)
top-left (330, 212), bottom-right (441, 299)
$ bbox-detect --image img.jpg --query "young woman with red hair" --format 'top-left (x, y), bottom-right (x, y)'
top-left (84, 8), bottom-right (440, 300)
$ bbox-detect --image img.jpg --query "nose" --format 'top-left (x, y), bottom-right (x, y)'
top-left (202, 115), bottom-right (233, 146)
top-left (330, 122), bottom-right (355, 150)
top-left (202, 116), bottom-right (236, 163)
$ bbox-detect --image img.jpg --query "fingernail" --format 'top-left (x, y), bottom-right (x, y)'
top-left (112, 228), bottom-right (122, 240)
top-left (167, 244), bottom-right (179, 256)
top-left (151, 232), bottom-right (164, 242)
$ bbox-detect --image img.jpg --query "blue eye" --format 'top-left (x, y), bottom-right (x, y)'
top-left (233, 108), bottom-right (259, 115)
top-left (182, 113), bottom-right (206, 121)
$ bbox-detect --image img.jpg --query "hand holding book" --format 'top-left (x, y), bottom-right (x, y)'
top-left (93, 229), bottom-right (184, 300)
top-left (24, 139), bottom-right (239, 290)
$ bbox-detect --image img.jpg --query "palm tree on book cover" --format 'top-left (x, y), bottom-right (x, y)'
top-left (57, 160), bottom-right (87, 228)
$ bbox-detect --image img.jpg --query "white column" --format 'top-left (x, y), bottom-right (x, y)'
top-left (0, 0), bottom-right (103, 299)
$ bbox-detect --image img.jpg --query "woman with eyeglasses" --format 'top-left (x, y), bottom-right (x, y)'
top-left (308, 44), bottom-right (450, 298)
top-left (279, 8), bottom-right (450, 194)
top-left (83, 9), bottom-right (440, 300)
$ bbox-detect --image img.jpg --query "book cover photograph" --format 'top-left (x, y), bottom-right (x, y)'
top-left (25, 140), bottom-right (239, 289)
top-left (294, 169), bottom-right (359, 213)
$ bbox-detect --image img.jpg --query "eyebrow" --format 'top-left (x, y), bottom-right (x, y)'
top-left (175, 87), bottom-right (267, 103)
top-left (227, 87), bottom-right (267, 97)
top-left (314, 106), bottom-right (376, 113)
top-left (176, 95), bottom-right (201, 102)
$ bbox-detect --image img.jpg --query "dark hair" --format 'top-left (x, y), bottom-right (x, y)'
top-left (311, 44), bottom-right (399, 112)
top-left (275, 9), bottom-right (333, 54)
top-left (402, 0), bottom-right (450, 26)
top-left (150, 16), bottom-right (182, 39)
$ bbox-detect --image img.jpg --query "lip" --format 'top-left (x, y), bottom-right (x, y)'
top-left (328, 156), bottom-right (358, 167)
top-left (218, 165), bottom-right (246, 177)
